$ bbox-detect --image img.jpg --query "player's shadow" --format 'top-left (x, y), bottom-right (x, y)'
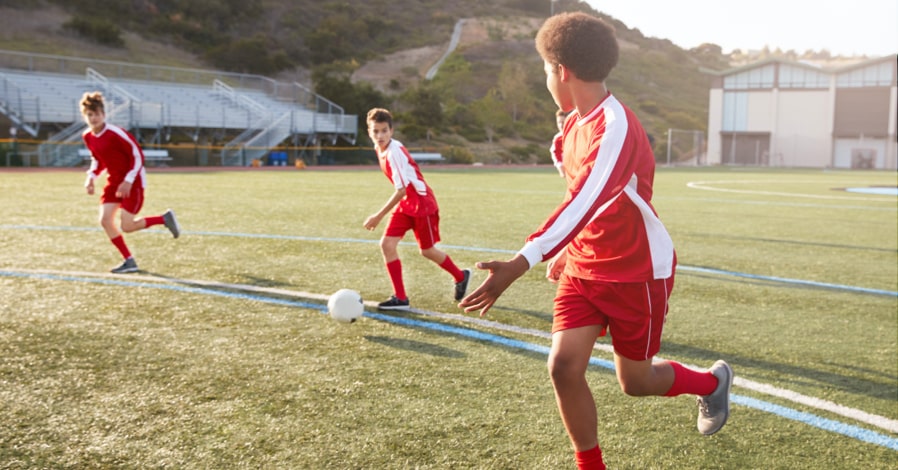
top-left (140, 271), bottom-right (294, 289)
top-left (364, 335), bottom-right (466, 359)
top-left (235, 274), bottom-right (294, 288)
top-left (660, 341), bottom-right (898, 401)
top-left (682, 232), bottom-right (897, 254)
top-left (485, 304), bottom-right (553, 323)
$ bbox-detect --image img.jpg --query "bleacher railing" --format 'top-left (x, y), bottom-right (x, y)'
top-left (0, 49), bottom-right (358, 165)
top-left (0, 74), bottom-right (40, 136)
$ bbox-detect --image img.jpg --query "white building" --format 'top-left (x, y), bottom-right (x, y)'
top-left (706, 55), bottom-right (897, 169)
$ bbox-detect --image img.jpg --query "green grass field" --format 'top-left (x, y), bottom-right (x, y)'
top-left (1, 166), bottom-right (896, 469)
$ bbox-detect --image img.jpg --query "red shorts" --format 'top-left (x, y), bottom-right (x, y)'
top-left (385, 211), bottom-right (441, 250)
top-left (101, 183), bottom-right (145, 215)
top-left (552, 274), bottom-right (675, 361)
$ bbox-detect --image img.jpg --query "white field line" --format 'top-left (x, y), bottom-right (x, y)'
top-left (15, 269), bottom-right (898, 434)
top-left (686, 180), bottom-right (896, 202)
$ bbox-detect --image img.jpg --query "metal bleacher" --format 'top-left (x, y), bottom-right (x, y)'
top-left (0, 50), bottom-right (358, 166)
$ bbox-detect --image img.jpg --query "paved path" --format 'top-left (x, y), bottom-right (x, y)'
top-left (425, 19), bottom-right (466, 80)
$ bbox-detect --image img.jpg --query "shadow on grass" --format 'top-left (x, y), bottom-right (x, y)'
top-left (486, 304), bottom-right (553, 323)
top-left (141, 271), bottom-right (296, 289)
top-left (236, 274), bottom-right (295, 288)
top-left (364, 335), bottom-right (467, 359)
top-left (659, 341), bottom-right (898, 401)
top-left (681, 232), bottom-right (897, 253)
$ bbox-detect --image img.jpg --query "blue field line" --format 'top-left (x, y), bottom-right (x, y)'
top-left (731, 395), bottom-right (898, 451)
top-left (0, 270), bottom-right (322, 310)
top-left (2, 224), bottom-right (896, 297)
top-left (2, 269), bottom-right (896, 451)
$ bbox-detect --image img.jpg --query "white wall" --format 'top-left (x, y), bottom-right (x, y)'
top-left (774, 90), bottom-right (832, 167)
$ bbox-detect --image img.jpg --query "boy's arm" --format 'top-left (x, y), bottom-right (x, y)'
top-left (363, 188), bottom-right (404, 231)
top-left (458, 255), bottom-right (530, 316)
top-left (122, 136), bottom-right (144, 184)
top-left (83, 141), bottom-right (104, 194)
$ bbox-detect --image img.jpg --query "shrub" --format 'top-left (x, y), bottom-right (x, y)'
top-left (63, 16), bottom-right (124, 47)
top-left (442, 146), bottom-right (474, 164)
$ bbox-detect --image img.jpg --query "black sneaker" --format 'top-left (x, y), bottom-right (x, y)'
top-left (454, 269), bottom-right (471, 301)
top-left (111, 257), bottom-right (138, 274)
top-left (377, 296), bottom-right (410, 311)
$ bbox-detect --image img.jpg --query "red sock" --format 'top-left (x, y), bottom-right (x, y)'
top-left (575, 445), bottom-right (605, 470)
top-left (663, 361), bottom-right (718, 397)
top-left (386, 259), bottom-right (407, 300)
top-left (110, 235), bottom-right (131, 259)
top-left (144, 215), bottom-right (164, 228)
top-left (438, 255), bottom-right (465, 282)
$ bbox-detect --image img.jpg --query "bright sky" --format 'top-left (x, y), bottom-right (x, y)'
top-left (583, 0), bottom-right (898, 57)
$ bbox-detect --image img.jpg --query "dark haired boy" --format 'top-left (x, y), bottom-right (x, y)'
top-left (460, 13), bottom-right (732, 469)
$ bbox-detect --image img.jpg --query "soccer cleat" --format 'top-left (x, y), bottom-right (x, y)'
top-left (454, 269), bottom-right (471, 301)
top-left (110, 257), bottom-right (138, 274)
top-left (163, 209), bottom-right (181, 239)
top-left (377, 296), bottom-right (410, 311)
top-left (697, 360), bottom-right (734, 435)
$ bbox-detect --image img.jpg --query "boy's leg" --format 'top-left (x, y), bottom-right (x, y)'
top-left (120, 210), bottom-right (149, 233)
top-left (614, 356), bottom-right (716, 397)
top-left (416, 213), bottom-right (470, 299)
top-left (100, 203), bottom-right (130, 259)
top-left (99, 203), bottom-right (122, 239)
top-left (614, 355), bottom-right (732, 435)
top-left (421, 246), bottom-right (465, 281)
top-left (120, 209), bottom-right (179, 238)
top-left (380, 235), bottom-right (408, 301)
top-left (100, 203), bottom-right (138, 273)
top-left (595, 275), bottom-right (733, 435)
top-left (548, 325), bottom-right (604, 455)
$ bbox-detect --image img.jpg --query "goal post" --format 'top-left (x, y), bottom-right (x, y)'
top-left (665, 129), bottom-right (706, 166)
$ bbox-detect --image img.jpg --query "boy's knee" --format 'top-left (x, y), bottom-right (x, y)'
top-left (547, 356), bottom-right (580, 385)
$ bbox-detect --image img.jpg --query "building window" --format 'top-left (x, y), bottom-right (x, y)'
top-left (837, 62), bottom-right (893, 88)
top-left (779, 64), bottom-right (829, 88)
top-left (724, 64), bottom-right (775, 89)
top-left (722, 92), bottom-right (748, 131)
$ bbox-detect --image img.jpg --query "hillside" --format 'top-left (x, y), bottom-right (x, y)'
top-left (0, 0), bottom-right (733, 162)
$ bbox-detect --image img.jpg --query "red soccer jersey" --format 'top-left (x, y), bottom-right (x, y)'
top-left (83, 123), bottom-right (146, 190)
top-left (518, 93), bottom-right (675, 282)
top-left (376, 139), bottom-right (438, 217)
top-left (550, 131), bottom-right (564, 172)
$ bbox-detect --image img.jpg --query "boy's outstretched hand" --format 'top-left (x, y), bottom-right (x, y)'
top-left (458, 255), bottom-right (529, 317)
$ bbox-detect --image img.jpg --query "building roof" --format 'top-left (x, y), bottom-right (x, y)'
top-left (701, 53), bottom-right (897, 76)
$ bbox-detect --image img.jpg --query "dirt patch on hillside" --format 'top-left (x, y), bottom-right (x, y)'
top-left (352, 16), bottom-right (543, 93)
top-left (350, 45), bottom-right (445, 93)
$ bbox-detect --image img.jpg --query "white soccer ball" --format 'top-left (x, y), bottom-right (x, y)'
top-left (327, 289), bottom-right (364, 323)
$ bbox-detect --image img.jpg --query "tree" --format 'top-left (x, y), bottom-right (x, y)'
top-left (404, 85), bottom-right (444, 129)
top-left (497, 61), bottom-right (529, 122)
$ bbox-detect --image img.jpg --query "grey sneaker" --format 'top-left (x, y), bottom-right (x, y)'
top-left (111, 257), bottom-right (138, 274)
top-left (377, 296), bottom-right (410, 311)
top-left (163, 209), bottom-right (180, 239)
top-left (697, 360), bottom-right (733, 435)
top-left (454, 269), bottom-right (471, 301)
